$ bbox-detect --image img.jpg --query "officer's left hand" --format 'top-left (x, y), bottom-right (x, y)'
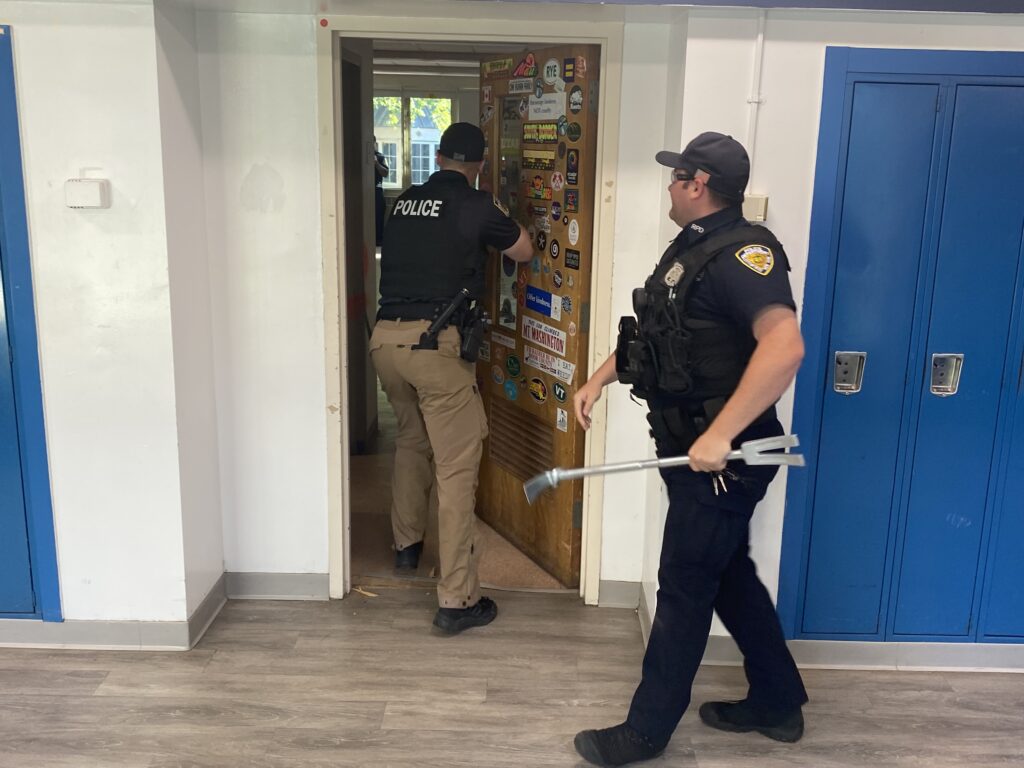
top-left (687, 430), bottom-right (732, 473)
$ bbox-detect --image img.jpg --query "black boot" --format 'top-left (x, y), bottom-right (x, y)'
top-left (698, 700), bottom-right (804, 743)
top-left (573, 723), bottom-right (663, 767)
top-left (394, 541), bottom-right (423, 572)
top-left (432, 596), bottom-right (497, 635)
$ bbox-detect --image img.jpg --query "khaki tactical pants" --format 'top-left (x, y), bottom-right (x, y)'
top-left (369, 319), bottom-right (488, 608)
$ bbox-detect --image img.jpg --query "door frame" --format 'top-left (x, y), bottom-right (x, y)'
top-left (0, 26), bottom-right (61, 621)
top-left (778, 47), bottom-right (1024, 639)
top-left (315, 11), bottom-right (625, 603)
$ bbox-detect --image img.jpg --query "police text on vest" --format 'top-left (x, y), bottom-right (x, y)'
top-left (393, 199), bottom-right (444, 217)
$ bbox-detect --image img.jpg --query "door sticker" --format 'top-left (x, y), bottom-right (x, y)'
top-left (525, 285), bottom-right (562, 321)
top-left (569, 86), bottom-right (584, 114)
top-left (530, 377), bottom-right (548, 403)
top-left (529, 92), bottom-right (567, 121)
top-left (513, 54), bottom-right (537, 78)
top-left (543, 58), bottom-right (561, 85)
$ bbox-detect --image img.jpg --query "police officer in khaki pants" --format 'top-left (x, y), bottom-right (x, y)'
top-left (371, 123), bottom-right (533, 635)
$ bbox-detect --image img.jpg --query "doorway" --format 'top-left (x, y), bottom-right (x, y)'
top-left (319, 17), bottom-right (624, 603)
top-left (342, 37), bottom-right (603, 595)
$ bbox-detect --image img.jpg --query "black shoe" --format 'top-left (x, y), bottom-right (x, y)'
top-left (394, 541), bottom-right (423, 571)
top-left (432, 596), bottom-right (497, 635)
top-left (698, 700), bottom-right (804, 743)
top-left (573, 723), bottom-right (663, 767)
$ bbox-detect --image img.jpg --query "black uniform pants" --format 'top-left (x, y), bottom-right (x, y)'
top-left (625, 421), bottom-right (807, 749)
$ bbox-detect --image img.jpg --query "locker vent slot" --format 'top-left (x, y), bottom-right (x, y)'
top-left (488, 398), bottom-right (554, 482)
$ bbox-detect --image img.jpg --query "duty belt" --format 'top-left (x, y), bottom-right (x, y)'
top-left (377, 301), bottom-right (447, 322)
top-left (647, 398), bottom-right (777, 455)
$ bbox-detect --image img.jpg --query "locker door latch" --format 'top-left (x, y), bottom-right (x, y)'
top-left (930, 353), bottom-right (964, 397)
top-left (833, 351), bottom-right (866, 395)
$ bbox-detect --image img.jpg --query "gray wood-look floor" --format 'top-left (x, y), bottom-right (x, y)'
top-left (1, 587), bottom-right (1022, 767)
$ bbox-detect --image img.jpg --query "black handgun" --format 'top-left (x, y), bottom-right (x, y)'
top-left (411, 288), bottom-right (471, 351)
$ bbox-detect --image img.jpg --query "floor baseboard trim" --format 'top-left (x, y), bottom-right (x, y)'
top-left (225, 572), bottom-right (330, 600)
top-left (599, 580), bottom-right (640, 609)
top-left (701, 634), bottom-right (1024, 672)
top-left (0, 618), bottom-right (189, 651)
top-left (638, 585), bottom-right (652, 646)
top-left (0, 574), bottom-right (231, 651)
top-left (187, 573), bottom-right (227, 648)
top-left (639, 595), bottom-right (1024, 671)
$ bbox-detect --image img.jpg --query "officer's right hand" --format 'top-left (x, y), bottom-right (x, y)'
top-left (573, 380), bottom-right (604, 430)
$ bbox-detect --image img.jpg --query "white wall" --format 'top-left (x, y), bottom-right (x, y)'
top-left (197, 12), bottom-right (328, 575)
top-left (599, 16), bottom-right (687, 586)
top-left (625, 14), bottom-right (689, 610)
top-left (641, 6), bottom-right (1024, 635)
top-left (3, 2), bottom-right (191, 621)
top-left (155, 0), bottom-right (225, 617)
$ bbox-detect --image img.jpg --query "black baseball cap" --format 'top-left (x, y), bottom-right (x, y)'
top-left (655, 132), bottom-right (749, 202)
top-left (438, 122), bottom-right (485, 163)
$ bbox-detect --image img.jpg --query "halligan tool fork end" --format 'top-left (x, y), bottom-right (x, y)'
top-left (739, 434), bottom-right (805, 466)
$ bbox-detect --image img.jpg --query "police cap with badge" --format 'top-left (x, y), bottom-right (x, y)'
top-left (656, 133), bottom-right (775, 277)
top-left (655, 131), bottom-right (749, 203)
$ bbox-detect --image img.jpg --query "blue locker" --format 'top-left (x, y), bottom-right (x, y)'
top-left (799, 74), bottom-right (1024, 641)
top-left (892, 86), bottom-right (1024, 637)
top-left (801, 82), bottom-right (940, 636)
top-left (0, 246), bottom-right (35, 614)
top-left (981, 342), bottom-right (1024, 639)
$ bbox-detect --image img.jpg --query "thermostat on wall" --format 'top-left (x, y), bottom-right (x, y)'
top-left (64, 178), bottom-right (111, 209)
top-left (743, 194), bottom-right (768, 222)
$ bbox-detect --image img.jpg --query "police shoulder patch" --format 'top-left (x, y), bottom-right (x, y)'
top-left (492, 196), bottom-right (510, 217)
top-left (735, 244), bottom-right (774, 276)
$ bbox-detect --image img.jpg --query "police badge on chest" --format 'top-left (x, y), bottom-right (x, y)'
top-left (662, 261), bottom-right (685, 287)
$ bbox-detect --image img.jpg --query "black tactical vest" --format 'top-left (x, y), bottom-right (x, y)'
top-left (617, 223), bottom-right (783, 404)
top-left (379, 172), bottom-right (488, 307)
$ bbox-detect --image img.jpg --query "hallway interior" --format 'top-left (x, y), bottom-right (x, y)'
top-left (349, 386), bottom-right (566, 592)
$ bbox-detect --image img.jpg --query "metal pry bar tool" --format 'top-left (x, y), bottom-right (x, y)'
top-left (522, 434), bottom-right (805, 505)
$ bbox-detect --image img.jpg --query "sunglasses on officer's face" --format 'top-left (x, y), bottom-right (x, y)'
top-left (671, 170), bottom-right (696, 183)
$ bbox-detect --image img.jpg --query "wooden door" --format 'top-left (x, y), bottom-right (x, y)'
top-left (475, 46), bottom-right (600, 587)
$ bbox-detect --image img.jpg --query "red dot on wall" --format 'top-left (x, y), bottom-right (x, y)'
top-left (319, 18), bottom-right (329, 27)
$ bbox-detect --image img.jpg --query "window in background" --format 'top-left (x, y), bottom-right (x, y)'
top-left (411, 142), bottom-right (438, 184)
top-left (374, 93), bottom-right (453, 189)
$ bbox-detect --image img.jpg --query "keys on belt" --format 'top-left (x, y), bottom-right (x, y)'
top-left (710, 468), bottom-right (740, 496)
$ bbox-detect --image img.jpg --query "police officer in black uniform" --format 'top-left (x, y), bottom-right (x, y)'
top-left (371, 122), bottom-right (532, 635)
top-left (373, 135), bottom-right (389, 246)
top-left (572, 132), bottom-right (808, 765)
